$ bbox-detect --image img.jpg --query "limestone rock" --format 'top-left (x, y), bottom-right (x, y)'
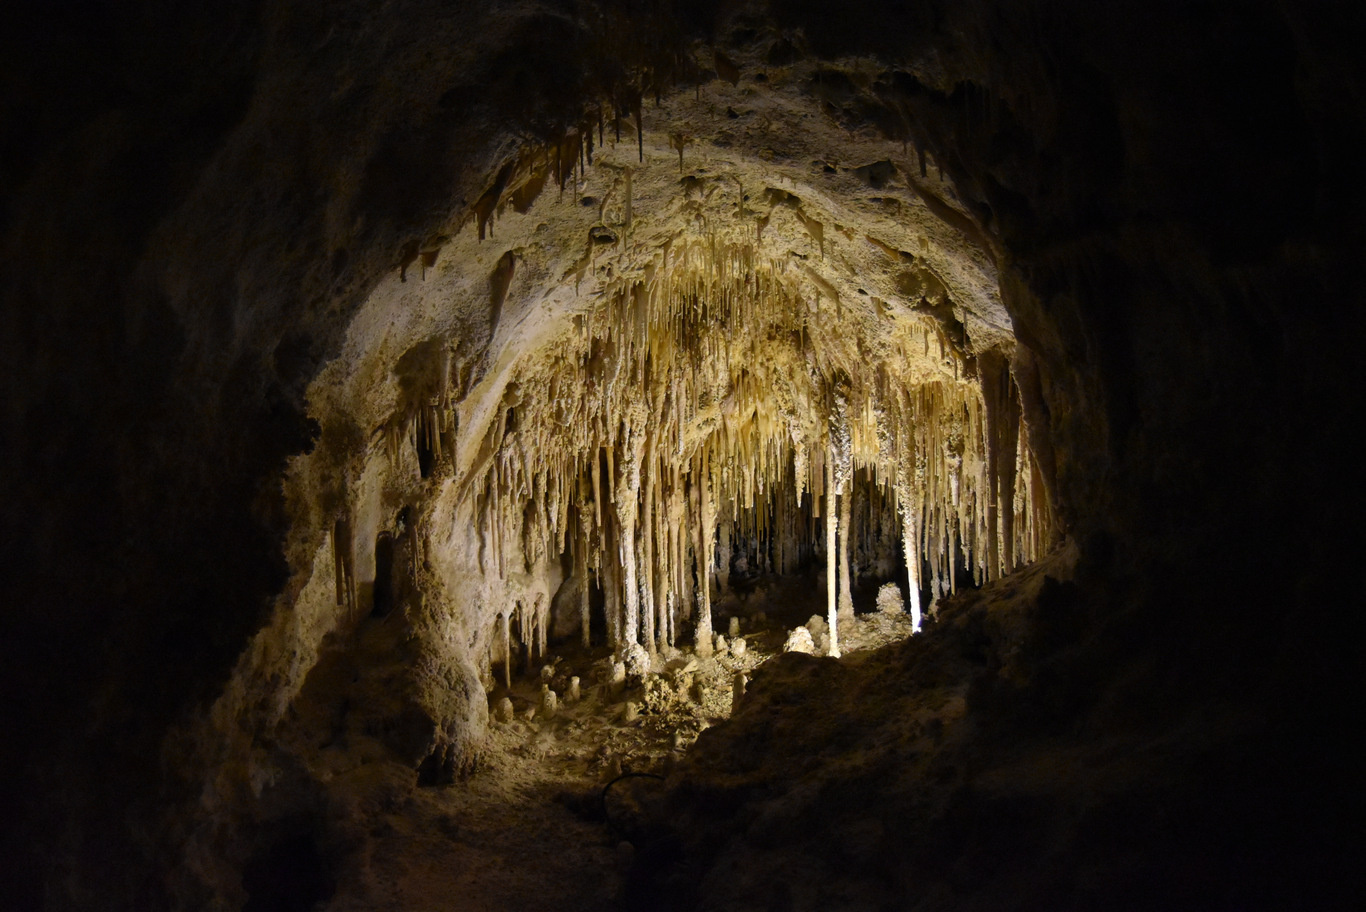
top-left (783, 626), bottom-right (817, 655)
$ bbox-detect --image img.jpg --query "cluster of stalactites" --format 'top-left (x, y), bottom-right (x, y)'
top-left (456, 238), bottom-right (1050, 665)
top-left (379, 344), bottom-right (462, 479)
top-left (488, 594), bottom-right (550, 691)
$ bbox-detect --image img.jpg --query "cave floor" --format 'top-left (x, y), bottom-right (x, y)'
top-left (320, 569), bottom-right (920, 911)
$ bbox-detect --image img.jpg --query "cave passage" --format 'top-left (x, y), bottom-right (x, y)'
top-left (259, 63), bottom-right (1065, 902)
top-left (5, 2), bottom-right (1361, 910)
top-left (327, 72), bottom-right (1056, 701)
top-left (453, 235), bottom-right (1052, 678)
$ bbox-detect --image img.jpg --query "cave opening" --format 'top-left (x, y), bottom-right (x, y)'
top-left (261, 48), bottom-right (1064, 905)
top-left (6, 2), bottom-right (1361, 910)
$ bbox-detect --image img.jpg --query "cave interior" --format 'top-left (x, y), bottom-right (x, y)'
top-left (2, 1), bottom-right (1364, 910)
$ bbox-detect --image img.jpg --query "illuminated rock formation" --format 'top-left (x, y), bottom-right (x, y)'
top-left (2, 2), bottom-right (1361, 910)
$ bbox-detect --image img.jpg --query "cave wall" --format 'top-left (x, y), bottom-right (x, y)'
top-left (3, 1), bottom-right (1363, 908)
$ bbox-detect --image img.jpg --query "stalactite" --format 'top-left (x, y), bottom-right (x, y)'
top-left (694, 447), bottom-right (715, 658)
top-left (502, 611), bottom-right (512, 690)
top-left (536, 594), bottom-right (548, 663)
top-left (825, 445), bottom-right (840, 658)
top-left (616, 428), bottom-right (643, 650)
top-left (832, 387), bottom-right (855, 623)
top-left (453, 223), bottom-right (1046, 662)
top-left (577, 499), bottom-right (591, 649)
top-left (333, 514), bottom-right (357, 621)
top-left (603, 519), bottom-right (619, 647)
top-left (641, 441), bottom-right (658, 655)
top-left (900, 493), bottom-right (922, 632)
top-left (717, 518), bottom-right (732, 593)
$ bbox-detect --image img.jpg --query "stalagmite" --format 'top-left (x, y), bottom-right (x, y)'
top-left (783, 625), bottom-right (817, 654)
top-left (540, 684), bottom-right (558, 718)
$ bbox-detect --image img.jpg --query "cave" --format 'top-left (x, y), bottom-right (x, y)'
top-left (3, 2), bottom-right (1363, 910)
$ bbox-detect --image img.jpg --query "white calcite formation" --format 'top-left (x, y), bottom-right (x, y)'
top-left (783, 626), bottom-right (817, 655)
top-left (876, 582), bottom-right (905, 617)
top-left (434, 212), bottom-right (1050, 675)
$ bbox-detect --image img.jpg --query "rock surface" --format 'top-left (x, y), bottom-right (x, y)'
top-left (2, 2), bottom-right (1363, 910)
